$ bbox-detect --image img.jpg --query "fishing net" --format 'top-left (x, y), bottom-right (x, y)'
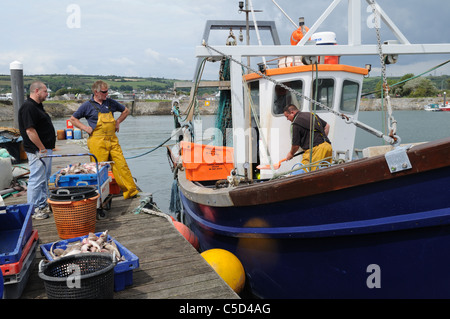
top-left (215, 58), bottom-right (233, 147)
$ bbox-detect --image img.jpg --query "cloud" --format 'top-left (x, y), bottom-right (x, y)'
top-left (372, 57), bottom-right (450, 77)
top-left (168, 57), bottom-right (184, 66)
top-left (66, 65), bottom-right (84, 74)
top-left (145, 49), bottom-right (162, 61)
top-left (0, 0), bottom-right (448, 80)
top-left (0, 49), bottom-right (62, 75)
top-left (108, 57), bottom-right (136, 66)
top-left (0, 52), bottom-right (27, 70)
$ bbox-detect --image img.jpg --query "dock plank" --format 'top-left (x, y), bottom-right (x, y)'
top-left (3, 139), bottom-right (239, 299)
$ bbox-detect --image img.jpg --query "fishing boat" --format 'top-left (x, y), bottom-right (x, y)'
top-left (439, 102), bottom-right (450, 111)
top-left (424, 103), bottom-right (441, 111)
top-left (167, 0), bottom-right (450, 298)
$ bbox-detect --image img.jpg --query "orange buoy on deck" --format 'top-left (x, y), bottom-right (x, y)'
top-left (173, 221), bottom-right (199, 250)
top-left (201, 248), bottom-right (245, 294)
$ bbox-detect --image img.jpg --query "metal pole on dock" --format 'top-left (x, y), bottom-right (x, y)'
top-left (10, 61), bottom-right (24, 129)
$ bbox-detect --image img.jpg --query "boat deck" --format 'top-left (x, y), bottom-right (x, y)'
top-left (3, 139), bottom-right (239, 299)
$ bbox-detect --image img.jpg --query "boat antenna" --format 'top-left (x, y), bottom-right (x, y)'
top-left (238, 0), bottom-right (264, 71)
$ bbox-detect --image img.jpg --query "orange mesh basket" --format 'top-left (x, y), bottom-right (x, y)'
top-left (48, 194), bottom-right (99, 239)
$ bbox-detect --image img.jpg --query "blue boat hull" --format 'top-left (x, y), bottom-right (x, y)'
top-left (180, 163), bottom-right (450, 298)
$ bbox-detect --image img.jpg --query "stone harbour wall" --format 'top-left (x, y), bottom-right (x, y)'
top-left (359, 97), bottom-right (443, 111)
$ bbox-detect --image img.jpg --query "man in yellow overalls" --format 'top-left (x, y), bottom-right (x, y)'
top-left (70, 81), bottom-right (139, 199)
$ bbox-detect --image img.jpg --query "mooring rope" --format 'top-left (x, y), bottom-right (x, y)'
top-left (124, 126), bottom-right (184, 160)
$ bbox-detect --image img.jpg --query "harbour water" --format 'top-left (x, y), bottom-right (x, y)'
top-left (2, 110), bottom-right (450, 215)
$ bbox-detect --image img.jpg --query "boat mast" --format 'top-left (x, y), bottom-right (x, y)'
top-left (238, 1), bottom-right (250, 72)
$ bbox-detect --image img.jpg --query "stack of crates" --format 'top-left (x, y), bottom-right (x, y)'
top-left (0, 204), bottom-right (37, 299)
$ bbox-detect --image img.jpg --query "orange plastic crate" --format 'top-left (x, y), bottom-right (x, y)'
top-left (180, 141), bottom-right (234, 181)
top-left (108, 170), bottom-right (121, 195)
top-left (1, 230), bottom-right (38, 276)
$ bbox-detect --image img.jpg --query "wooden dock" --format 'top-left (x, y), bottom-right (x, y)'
top-left (3, 139), bottom-right (239, 299)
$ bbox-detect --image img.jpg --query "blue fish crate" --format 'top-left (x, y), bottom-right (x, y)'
top-left (40, 232), bottom-right (139, 292)
top-left (2, 232), bottom-right (38, 299)
top-left (49, 164), bottom-right (109, 188)
top-left (0, 204), bottom-right (33, 264)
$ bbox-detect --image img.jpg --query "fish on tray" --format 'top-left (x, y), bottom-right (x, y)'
top-left (49, 230), bottom-right (124, 262)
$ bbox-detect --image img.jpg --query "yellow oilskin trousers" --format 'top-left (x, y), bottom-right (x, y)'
top-left (301, 142), bottom-right (332, 171)
top-left (87, 111), bottom-right (139, 199)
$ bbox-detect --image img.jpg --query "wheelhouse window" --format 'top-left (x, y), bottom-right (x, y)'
top-left (340, 80), bottom-right (359, 113)
top-left (248, 81), bottom-right (260, 117)
top-left (248, 81), bottom-right (260, 166)
top-left (273, 80), bottom-right (303, 115)
top-left (311, 78), bottom-right (334, 112)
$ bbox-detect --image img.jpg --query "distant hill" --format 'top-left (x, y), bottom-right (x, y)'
top-left (361, 74), bottom-right (449, 97)
top-left (0, 74), bottom-right (191, 95)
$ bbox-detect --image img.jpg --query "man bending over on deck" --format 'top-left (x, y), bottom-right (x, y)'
top-left (70, 80), bottom-right (139, 199)
top-left (283, 104), bottom-right (332, 171)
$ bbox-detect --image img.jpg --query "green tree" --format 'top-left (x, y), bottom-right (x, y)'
top-left (119, 84), bottom-right (133, 92)
top-left (393, 73), bottom-right (415, 96)
top-left (55, 88), bottom-right (69, 96)
top-left (403, 77), bottom-right (439, 97)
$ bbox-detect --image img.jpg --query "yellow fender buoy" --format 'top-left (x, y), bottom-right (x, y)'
top-left (201, 248), bottom-right (245, 294)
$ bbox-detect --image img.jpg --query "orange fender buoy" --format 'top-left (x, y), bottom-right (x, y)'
top-left (290, 25), bottom-right (310, 45)
top-left (173, 221), bottom-right (199, 250)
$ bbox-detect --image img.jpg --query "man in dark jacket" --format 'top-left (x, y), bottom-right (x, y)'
top-left (283, 104), bottom-right (332, 171)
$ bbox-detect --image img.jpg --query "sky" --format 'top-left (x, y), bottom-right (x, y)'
top-left (1, 0), bottom-right (449, 81)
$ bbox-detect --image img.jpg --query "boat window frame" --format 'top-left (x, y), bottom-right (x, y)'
top-left (248, 80), bottom-right (260, 118)
top-left (311, 77), bottom-right (335, 113)
top-left (340, 79), bottom-right (360, 114)
top-left (272, 79), bottom-right (304, 116)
